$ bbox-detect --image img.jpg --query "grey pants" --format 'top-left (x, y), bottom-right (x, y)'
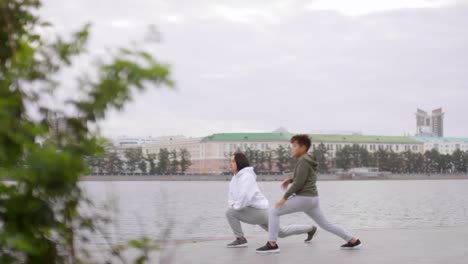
top-left (268, 195), bottom-right (354, 242)
top-left (226, 206), bottom-right (313, 238)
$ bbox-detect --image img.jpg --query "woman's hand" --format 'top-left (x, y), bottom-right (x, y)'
top-left (281, 179), bottom-right (291, 190)
top-left (275, 198), bottom-right (286, 208)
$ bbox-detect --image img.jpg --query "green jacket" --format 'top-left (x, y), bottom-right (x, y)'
top-left (284, 153), bottom-right (318, 199)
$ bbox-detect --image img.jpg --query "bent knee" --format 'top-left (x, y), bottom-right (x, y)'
top-left (226, 208), bottom-right (235, 218)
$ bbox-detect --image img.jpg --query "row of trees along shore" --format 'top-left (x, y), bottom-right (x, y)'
top-left (86, 144), bottom-right (468, 175)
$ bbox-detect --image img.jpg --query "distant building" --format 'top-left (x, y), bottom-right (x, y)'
top-left (142, 130), bottom-right (424, 174)
top-left (142, 133), bottom-right (291, 174)
top-left (142, 136), bottom-right (203, 173)
top-left (416, 108), bottom-right (444, 137)
top-left (111, 136), bottom-right (160, 149)
top-left (413, 136), bottom-right (468, 155)
top-left (106, 136), bottom-right (161, 163)
top-left (310, 134), bottom-right (423, 158)
top-left (198, 132), bottom-right (292, 173)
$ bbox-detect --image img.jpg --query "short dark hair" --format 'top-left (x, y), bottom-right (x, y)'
top-left (290, 134), bottom-right (311, 151)
top-left (234, 152), bottom-right (250, 171)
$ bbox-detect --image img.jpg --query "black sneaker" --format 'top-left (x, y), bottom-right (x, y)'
top-left (227, 237), bottom-right (248, 248)
top-left (304, 226), bottom-right (318, 243)
top-left (256, 242), bottom-right (280, 254)
top-left (340, 239), bottom-right (362, 249)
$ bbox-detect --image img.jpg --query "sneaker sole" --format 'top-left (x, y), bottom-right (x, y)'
top-left (340, 244), bottom-right (363, 250)
top-left (227, 243), bottom-right (248, 248)
top-left (256, 249), bottom-right (280, 254)
top-left (305, 228), bottom-right (319, 243)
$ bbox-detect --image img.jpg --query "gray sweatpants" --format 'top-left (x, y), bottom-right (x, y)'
top-left (268, 195), bottom-right (354, 242)
top-left (226, 206), bottom-right (313, 238)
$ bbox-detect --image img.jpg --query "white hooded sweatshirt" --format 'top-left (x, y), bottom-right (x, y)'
top-left (228, 167), bottom-right (269, 210)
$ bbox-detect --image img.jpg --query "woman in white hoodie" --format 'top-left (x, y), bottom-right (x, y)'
top-left (226, 153), bottom-right (317, 248)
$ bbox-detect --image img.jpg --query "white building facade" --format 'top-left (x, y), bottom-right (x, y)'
top-left (142, 133), bottom-right (424, 174)
top-left (413, 137), bottom-right (468, 155)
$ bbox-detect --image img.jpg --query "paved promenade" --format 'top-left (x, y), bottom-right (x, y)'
top-left (87, 226), bottom-right (468, 263)
top-left (158, 226), bottom-right (468, 264)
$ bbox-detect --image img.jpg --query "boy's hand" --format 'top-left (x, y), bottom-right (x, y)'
top-left (281, 179), bottom-right (291, 190)
top-left (275, 198), bottom-right (286, 208)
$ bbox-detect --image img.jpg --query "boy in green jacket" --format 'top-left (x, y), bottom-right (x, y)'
top-left (256, 134), bottom-right (362, 253)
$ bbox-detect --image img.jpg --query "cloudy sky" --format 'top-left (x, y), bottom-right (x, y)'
top-left (40, 0), bottom-right (468, 138)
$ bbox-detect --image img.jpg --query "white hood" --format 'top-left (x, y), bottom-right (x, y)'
top-left (228, 167), bottom-right (269, 210)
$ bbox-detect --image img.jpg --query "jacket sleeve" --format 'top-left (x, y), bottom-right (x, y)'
top-left (283, 161), bottom-right (309, 199)
top-left (232, 174), bottom-right (257, 210)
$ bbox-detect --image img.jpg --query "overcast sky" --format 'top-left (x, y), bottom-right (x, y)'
top-left (40, 0), bottom-right (468, 138)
